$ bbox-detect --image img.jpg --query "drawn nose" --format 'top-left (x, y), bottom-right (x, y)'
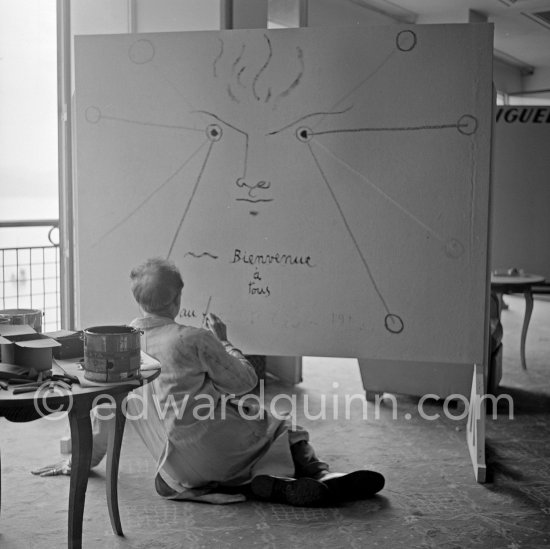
top-left (236, 178), bottom-right (271, 198)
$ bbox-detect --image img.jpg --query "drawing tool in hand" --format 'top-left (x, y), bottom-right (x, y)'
top-left (202, 296), bottom-right (212, 327)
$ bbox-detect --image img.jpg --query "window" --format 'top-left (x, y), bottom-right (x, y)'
top-left (0, 0), bottom-right (59, 236)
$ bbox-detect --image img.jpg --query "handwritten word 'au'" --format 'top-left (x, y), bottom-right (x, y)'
top-left (231, 249), bottom-right (315, 267)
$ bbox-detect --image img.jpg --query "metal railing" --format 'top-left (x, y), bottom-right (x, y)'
top-left (0, 220), bottom-right (61, 332)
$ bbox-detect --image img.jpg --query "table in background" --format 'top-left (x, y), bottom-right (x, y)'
top-left (491, 272), bottom-right (546, 370)
top-left (0, 366), bottom-right (160, 549)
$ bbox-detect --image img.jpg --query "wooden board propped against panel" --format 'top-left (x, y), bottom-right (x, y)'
top-left (467, 363), bottom-right (487, 482)
top-left (74, 24), bottom-right (493, 362)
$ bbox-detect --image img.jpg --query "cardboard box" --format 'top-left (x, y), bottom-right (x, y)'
top-left (44, 329), bottom-right (84, 359)
top-left (0, 324), bottom-right (61, 371)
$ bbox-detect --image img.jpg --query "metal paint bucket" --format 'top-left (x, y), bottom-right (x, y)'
top-left (0, 308), bottom-right (43, 332)
top-left (83, 325), bottom-right (141, 382)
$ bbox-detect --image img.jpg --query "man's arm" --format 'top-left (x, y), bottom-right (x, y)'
top-left (199, 313), bottom-right (258, 396)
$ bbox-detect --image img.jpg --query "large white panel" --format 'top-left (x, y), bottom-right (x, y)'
top-left (74, 24), bottom-right (493, 362)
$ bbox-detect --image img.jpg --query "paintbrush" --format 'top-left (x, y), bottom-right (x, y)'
top-left (202, 296), bottom-right (212, 327)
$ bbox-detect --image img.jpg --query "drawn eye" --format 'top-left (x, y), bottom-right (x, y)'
top-left (206, 124), bottom-right (223, 141)
top-left (296, 126), bottom-right (312, 142)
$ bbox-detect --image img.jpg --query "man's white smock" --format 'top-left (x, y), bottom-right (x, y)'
top-left (125, 314), bottom-right (300, 496)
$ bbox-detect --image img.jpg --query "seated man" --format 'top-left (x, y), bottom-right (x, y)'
top-left (34, 257), bottom-right (384, 506)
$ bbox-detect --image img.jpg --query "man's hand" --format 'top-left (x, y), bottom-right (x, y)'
top-left (31, 459), bottom-right (71, 477)
top-left (205, 313), bottom-right (228, 342)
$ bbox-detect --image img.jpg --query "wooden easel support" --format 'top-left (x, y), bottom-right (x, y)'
top-left (467, 363), bottom-right (486, 483)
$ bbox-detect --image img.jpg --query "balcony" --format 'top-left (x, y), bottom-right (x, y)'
top-left (0, 220), bottom-right (61, 332)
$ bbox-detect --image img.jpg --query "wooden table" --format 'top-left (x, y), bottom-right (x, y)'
top-left (491, 272), bottom-right (546, 370)
top-left (0, 366), bottom-right (160, 549)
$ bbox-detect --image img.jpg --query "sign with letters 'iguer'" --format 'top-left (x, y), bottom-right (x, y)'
top-left (74, 24), bottom-right (493, 363)
top-left (492, 106), bottom-right (550, 280)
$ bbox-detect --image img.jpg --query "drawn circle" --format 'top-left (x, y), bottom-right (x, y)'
top-left (296, 126), bottom-right (313, 142)
top-left (85, 106), bottom-right (101, 124)
top-left (129, 39), bottom-right (155, 64)
top-left (444, 238), bottom-right (465, 259)
top-left (457, 114), bottom-right (478, 135)
top-left (206, 124), bottom-right (223, 141)
top-left (385, 314), bottom-right (404, 334)
top-left (396, 30), bottom-right (417, 52)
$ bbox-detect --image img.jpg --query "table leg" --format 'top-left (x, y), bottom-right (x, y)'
top-left (106, 393), bottom-right (127, 536)
top-left (68, 398), bottom-right (94, 549)
top-left (520, 290), bottom-right (534, 370)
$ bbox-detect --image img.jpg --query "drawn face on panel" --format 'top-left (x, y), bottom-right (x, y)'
top-left (195, 34), bottom-right (312, 208)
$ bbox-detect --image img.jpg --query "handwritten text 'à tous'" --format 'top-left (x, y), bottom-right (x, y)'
top-left (248, 267), bottom-right (270, 297)
top-left (231, 248), bottom-right (316, 298)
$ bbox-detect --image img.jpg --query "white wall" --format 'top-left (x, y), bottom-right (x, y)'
top-left (493, 58), bottom-right (522, 95)
top-left (491, 106), bottom-right (550, 279)
top-left (136, 0), bottom-right (221, 32)
top-left (307, 0), bottom-right (396, 26)
top-left (72, 0), bottom-right (129, 35)
top-left (522, 67), bottom-right (550, 103)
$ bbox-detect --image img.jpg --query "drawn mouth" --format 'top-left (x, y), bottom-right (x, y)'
top-left (235, 197), bottom-right (274, 203)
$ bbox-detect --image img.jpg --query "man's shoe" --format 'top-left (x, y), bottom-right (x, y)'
top-left (318, 470), bottom-right (385, 501)
top-left (251, 475), bottom-right (329, 507)
top-left (155, 473), bottom-right (178, 498)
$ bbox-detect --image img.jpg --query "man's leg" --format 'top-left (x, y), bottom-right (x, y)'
top-left (290, 441), bottom-right (330, 478)
top-left (249, 425), bottom-right (330, 506)
top-left (288, 426), bottom-right (385, 501)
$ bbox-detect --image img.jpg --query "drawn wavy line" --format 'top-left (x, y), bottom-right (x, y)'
top-left (184, 252), bottom-right (219, 260)
top-left (167, 140), bottom-right (215, 258)
top-left (312, 138), bottom-right (446, 243)
top-left (232, 44), bottom-right (245, 74)
top-left (273, 46), bottom-right (304, 108)
top-left (252, 34), bottom-right (273, 102)
top-left (307, 142), bottom-right (390, 314)
top-left (228, 44), bottom-right (246, 103)
top-left (267, 106), bottom-right (353, 136)
top-left (235, 198), bottom-right (274, 203)
top-left (91, 139), bottom-right (209, 248)
top-left (213, 38), bottom-right (224, 77)
top-left (227, 84), bottom-right (239, 103)
top-left (237, 66), bottom-right (246, 88)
